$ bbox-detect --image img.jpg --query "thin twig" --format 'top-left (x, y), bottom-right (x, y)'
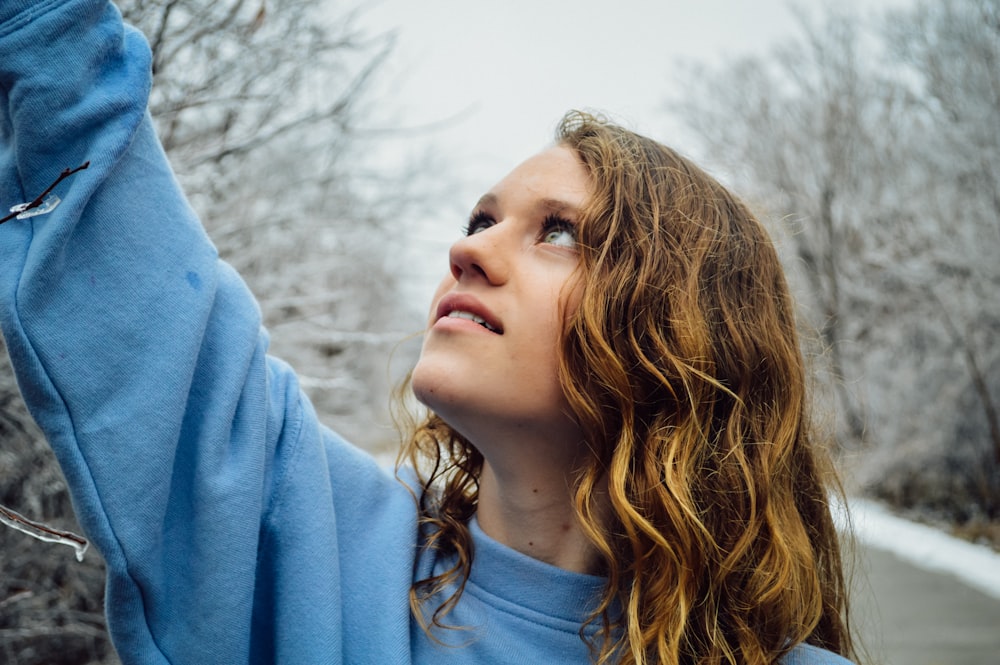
top-left (0, 502), bottom-right (89, 561)
top-left (0, 162), bottom-right (90, 225)
top-left (0, 590), bottom-right (34, 610)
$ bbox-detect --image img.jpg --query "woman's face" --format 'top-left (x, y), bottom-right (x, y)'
top-left (412, 145), bottom-right (591, 451)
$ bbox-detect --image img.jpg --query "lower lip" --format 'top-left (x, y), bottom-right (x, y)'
top-left (432, 316), bottom-right (499, 334)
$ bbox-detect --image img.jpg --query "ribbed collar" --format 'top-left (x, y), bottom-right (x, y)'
top-left (467, 516), bottom-right (608, 625)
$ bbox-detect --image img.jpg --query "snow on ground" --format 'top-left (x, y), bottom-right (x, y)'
top-left (835, 496), bottom-right (1000, 600)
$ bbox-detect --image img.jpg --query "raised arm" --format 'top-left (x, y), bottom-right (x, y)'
top-left (1, 0), bottom-right (291, 659)
top-left (0, 2), bottom-right (423, 662)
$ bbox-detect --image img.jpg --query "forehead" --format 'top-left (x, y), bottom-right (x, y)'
top-left (483, 145), bottom-right (592, 212)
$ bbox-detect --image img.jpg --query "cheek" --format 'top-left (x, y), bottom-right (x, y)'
top-left (555, 275), bottom-right (584, 335)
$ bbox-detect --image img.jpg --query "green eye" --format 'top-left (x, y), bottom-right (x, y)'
top-left (540, 214), bottom-right (577, 249)
top-left (543, 228), bottom-right (575, 247)
top-left (463, 210), bottom-right (494, 236)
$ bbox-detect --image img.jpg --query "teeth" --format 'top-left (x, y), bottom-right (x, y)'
top-left (447, 310), bottom-right (498, 332)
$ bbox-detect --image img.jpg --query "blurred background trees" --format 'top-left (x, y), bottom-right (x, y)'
top-left (669, 0), bottom-right (999, 527)
top-left (3, 0), bottom-right (998, 662)
top-left (1, 0), bottom-right (423, 662)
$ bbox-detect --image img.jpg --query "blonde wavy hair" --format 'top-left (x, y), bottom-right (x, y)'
top-left (398, 111), bottom-right (854, 664)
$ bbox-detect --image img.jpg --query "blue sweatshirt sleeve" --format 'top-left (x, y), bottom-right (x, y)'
top-left (0, 0), bottom-right (266, 656)
top-left (0, 2), bottom-right (418, 663)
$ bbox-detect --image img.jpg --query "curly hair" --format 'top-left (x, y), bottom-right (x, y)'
top-left (399, 111), bottom-right (853, 664)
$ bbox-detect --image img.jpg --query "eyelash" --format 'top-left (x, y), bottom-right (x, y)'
top-left (461, 211), bottom-right (578, 245)
top-left (461, 210), bottom-right (493, 237)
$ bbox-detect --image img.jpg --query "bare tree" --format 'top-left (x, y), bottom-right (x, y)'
top-left (667, 0), bottom-right (1000, 522)
top-left (873, 0), bottom-right (1000, 518)
top-left (669, 8), bottom-right (888, 445)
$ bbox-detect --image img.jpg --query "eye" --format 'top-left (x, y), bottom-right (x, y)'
top-left (462, 210), bottom-right (494, 237)
top-left (539, 214), bottom-right (577, 249)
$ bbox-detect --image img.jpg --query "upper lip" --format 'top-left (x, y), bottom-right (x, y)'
top-left (435, 293), bottom-right (504, 334)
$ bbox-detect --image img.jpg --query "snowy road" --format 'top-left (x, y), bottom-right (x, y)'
top-left (848, 499), bottom-right (1000, 665)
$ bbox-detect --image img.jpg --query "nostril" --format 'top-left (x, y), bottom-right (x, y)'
top-left (448, 231), bottom-right (505, 285)
top-left (449, 260), bottom-right (488, 282)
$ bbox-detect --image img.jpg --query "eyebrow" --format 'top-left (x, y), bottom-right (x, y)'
top-left (473, 193), bottom-right (583, 218)
top-left (473, 193), bottom-right (499, 210)
top-left (538, 197), bottom-right (582, 217)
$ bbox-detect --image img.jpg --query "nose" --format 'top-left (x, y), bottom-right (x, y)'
top-left (448, 224), bottom-right (511, 286)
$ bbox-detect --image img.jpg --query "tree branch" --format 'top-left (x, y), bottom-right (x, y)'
top-left (0, 503), bottom-right (89, 561)
top-left (0, 162), bottom-right (90, 225)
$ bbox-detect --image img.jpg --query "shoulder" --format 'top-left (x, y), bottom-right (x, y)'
top-left (780, 642), bottom-right (855, 665)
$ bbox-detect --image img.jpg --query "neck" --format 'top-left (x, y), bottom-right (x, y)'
top-left (475, 456), bottom-right (605, 575)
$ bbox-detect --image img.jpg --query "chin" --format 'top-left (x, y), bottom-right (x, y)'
top-left (410, 341), bottom-right (473, 411)
top-left (409, 368), bottom-right (434, 409)
top-left (410, 356), bottom-right (449, 412)
top-left (410, 359), bottom-right (477, 440)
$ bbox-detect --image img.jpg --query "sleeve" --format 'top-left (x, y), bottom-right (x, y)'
top-left (0, 1), bottom-right (403, 663)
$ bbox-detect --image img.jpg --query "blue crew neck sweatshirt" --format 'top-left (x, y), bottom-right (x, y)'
top-left (0, 1), bottom-right (853, 663)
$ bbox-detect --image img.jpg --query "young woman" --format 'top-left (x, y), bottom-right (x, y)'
top-left (0, 1), bottom-right (855, 663)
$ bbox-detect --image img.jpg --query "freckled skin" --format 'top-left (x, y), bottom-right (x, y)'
top-left (412, 147), bottom-right (602, 574)
top-left (412, 146), bottom-right (588, 464)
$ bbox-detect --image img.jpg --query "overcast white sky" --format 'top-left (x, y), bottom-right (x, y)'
top-left (353, 0), bottom-right (913, 306)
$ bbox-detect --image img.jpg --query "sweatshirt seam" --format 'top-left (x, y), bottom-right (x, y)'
top-left (258, 369), bottom-right (306, 549)
top-left (461, 579), bottom-right (590, 636)
top-left (0, 0), bottom-right (64, 39)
